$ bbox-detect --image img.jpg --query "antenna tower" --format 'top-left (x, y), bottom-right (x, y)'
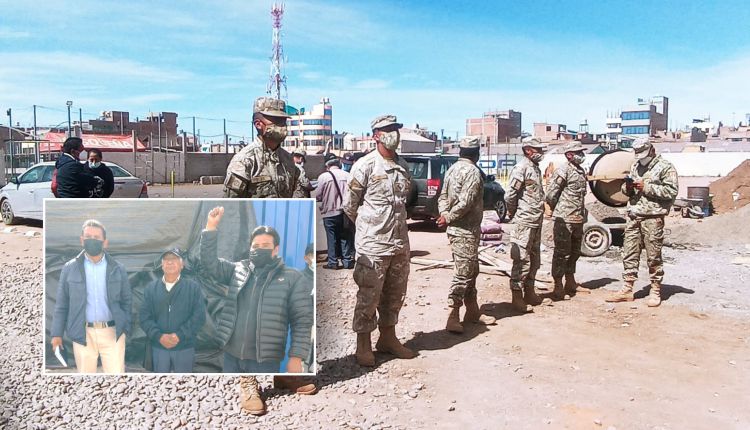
top-left (267, 2), bottom-right (287, 100)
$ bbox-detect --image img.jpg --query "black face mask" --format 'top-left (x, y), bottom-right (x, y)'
top-left (83, 239), bottom-right (104, 256)
top-left (249, 248), bottom-right (274, 268)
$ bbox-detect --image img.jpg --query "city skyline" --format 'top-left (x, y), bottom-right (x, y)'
top-left (2, 0), bottom-right (750, 138)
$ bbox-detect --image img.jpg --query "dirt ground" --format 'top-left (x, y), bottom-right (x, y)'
top-left (2, 200), bottom-right (750, 429)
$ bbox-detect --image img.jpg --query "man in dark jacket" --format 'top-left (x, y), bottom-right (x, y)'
top-left (55, 137), bottom-right (103, 198)
top-left (50, 219), bottom-right (132, 373)
top-left (83, 148), bottom-right (114, 198)
top-left (139, 249), bottom-right (206, 373)
top-left (198, 206), bottom-right (313, 375)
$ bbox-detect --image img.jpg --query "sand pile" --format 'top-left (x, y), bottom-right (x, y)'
top-left (709, 159), bottom-right (750, 213)
top-left (668, 203), bottom-right (750, 246)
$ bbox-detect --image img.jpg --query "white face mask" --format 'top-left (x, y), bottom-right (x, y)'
top-left (378, 131), bottom-right (400, 151)
top-left (89, 161), bottom-right (101, 169)
top-left (296, 161), bottom-right (304, 168)
top-left (639, 156), bottom-right (653, 166)
top-left (572, 153), bottom-right (586, 165)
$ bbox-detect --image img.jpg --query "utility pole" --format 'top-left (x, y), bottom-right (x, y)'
top-left (78, 108), bottom-right (82, 135)
top-left (6, 108), bottom-right (14, 177)
top-left (33, 105), bottom-right (38, 163)
top-left (66, 101), bottom-right (73, 137)
top-left (192, 116), bottom-right (196, 151)
top-left (224, 119), bottom-right (228, 153)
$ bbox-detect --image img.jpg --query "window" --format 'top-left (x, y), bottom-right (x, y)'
top-left (19, 165), bottom-right (46, 183)
top-left (289, 120), bottom-right (299, 126)
top-left (42, 166), bottom-right (54, 182)
top-left (546, 126), bottom-right (552, 132)
top-left (607, 123), bottom-right (619, 129)
top-left (622, 126), bottom-right (649, 135)
top-left (622, 111), bottom-right (650, 120)
top-left (108, 165), bottom-right (133, 178)
top-left (302, 119), bottom-right (332, 126)
top-left (407, 160), bottom-right (428, 179)
top-left (324, 109), bottom-right (332, 116)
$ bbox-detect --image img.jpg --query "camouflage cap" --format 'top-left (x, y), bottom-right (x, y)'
top-left (459, 135), bottom-right (481, 149)
top-left (521, 137), bottom-right (546, 150)
top-left (291, 149), bottom-right (307, 157)
top-left (253, 97), bottom-right (290, 118)
top-left (632, 137), bottom-right (653, 159)
top-left (563, 141), bottom-right (585, 153)
top-left (370, 114), bottom-right (403, 131)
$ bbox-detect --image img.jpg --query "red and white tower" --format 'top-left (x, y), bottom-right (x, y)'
top-left (267, 2), bottom-right (287, 101)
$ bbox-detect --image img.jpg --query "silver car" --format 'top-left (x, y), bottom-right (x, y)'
top-left (1, 161), bottom-right (147, 224)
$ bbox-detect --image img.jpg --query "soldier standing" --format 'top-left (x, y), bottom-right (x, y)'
top-left (221, 97), bottom-right (315, 416)
top-left (343, 114), bottom-right (417, 367)
top-left (505, 138), bottom-right (547, 312)
top-left (223, 97), bottom-right (302, 198)
top-left (545, 141), bottom-right (588, 300)
top-left (292, 149), bottom-right (314, 198)
top-left (607, 138), bottom-right (678, 307)
top-left (437, 136), bottom-right (496, 333)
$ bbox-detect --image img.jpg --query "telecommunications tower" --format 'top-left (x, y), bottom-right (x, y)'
top-left (267, 2), bottom-right (287, 100)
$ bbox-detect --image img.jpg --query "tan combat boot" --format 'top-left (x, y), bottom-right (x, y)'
top-left (375, 325), bottom-right (417, 359)
top-left (523, 284), bottom-right (543, 306)
top-left (356, 332), bottom-right (375, 367)
top-left (240, 376), bottom-right (266, 416)
top-left (511, 288), bottom-right (528, 313)
top-left (606, 281), bottom-right (635, 302)
top-left (647, 281), bottom-right (662, 307)
top-left (564, 273), bottom-right (579, 297)
top-left (446, 307), bottom-right (464, 333)
top-left (273, 376), bottom-right (318, 395)
top-left (552, 277), bottom-right (565, 301)
top-left (463, 296), bottom-right (497, 325)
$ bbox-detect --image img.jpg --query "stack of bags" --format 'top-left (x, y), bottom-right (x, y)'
top-left (480, 211), bottom-right (504, 246)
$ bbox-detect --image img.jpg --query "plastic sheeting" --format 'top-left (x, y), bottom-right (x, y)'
top-left (44, 199), bottom-right (315, 373)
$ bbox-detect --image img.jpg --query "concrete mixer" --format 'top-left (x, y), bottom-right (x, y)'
top-left (579, 149), bottom-right (633, 257)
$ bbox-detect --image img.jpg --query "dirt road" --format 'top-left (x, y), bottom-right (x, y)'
top-left (1, 211), bottom-right (749, 429)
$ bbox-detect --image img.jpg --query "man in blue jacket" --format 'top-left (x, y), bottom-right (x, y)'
top-left (51, 219), bottom-right (132, 373)
top-left (54, 137), bottom-right (103, 198)
top-left (139, 249), bottom-right (206, 373)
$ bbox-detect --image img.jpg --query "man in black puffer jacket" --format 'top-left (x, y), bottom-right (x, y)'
top-left (55, 137), bottom-right (102, 198)
top-left (198, 206), bottom-right (313, 374)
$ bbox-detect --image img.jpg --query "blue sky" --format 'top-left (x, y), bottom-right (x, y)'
top-left (2, 0), bottom-right (750, 140)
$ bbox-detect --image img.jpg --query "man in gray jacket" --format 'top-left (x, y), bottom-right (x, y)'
top-left (198, 206), bottom-right (313, 374)
top-left (50, 219), bottom-right (132, 373)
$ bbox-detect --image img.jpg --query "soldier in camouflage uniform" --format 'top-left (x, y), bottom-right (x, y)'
top-left (505, 138), bottom-right (546, 313)
top-left (607, 138), bottom-right (678, 307)
top-left (545, 141), bottom-right (588, 300)
top-left (223, 97), bottom-right (303, 198)
top-left (292, 149), bottom-right (314, 198)
top-left (343, 114), bottom-right (417, 367)
top-left (437, 136), bottom-right (497, 333)
top-left (224, 97), bottom-right (315, 416)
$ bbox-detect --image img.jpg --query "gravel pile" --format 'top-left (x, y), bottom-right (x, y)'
top-left (1, 260), bottom-right (424, 430)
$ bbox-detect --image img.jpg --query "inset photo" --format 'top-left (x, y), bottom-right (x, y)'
top-left (43, 198), bottom-right (316, 375)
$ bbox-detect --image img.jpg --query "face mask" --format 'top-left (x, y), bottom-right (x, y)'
top-left (89, 161), bottom-right (101, 169)
top-left (530, 152), bottom-right (544, 163)
top-left (572, 154), bottom-right (586, 165)
top-left (262, 124), bottom-right (288, 143)
top-left (295, 162), bottom-right (304, 168)
top-left (249, 248), bottom-right (274, 268)
top-left (378, 131), bottom-right (400, 151)
top-left (83, 239), bottom-right (104, 256)
top-left (639, 156), bottom-right (653, 166)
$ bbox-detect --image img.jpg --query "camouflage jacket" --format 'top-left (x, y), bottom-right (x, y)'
top-left (223, 136), bottom-right (301, 198)
top-left (343, 151), bottom-right (411, 257)
top-left (620, 154), bottom-right (678, 217)
top-left (545, 161), bottom-right (588, 224)
top-left (438, 158), bottom-right (483, 237)
top-left (505, 157), bottom-right (545, 228)
top-left (296, 165), bottom-right (312, 198)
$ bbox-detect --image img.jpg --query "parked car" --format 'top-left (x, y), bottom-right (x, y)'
top-left (402, 154), bottom-right (507, 222)
top-left (0, 161), bottom-right (147, 224)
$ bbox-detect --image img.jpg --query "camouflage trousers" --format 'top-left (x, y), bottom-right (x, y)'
top-left (352, 252), bottom-right (410, 333)
top-left (448, 234), bottom-right (479, 308)
top-left (510, 224), bottom-right (541, 291)
top-left (551, 219), bottom-right (583, 278)
top-left (622, 216), bottom-right (665, 283)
